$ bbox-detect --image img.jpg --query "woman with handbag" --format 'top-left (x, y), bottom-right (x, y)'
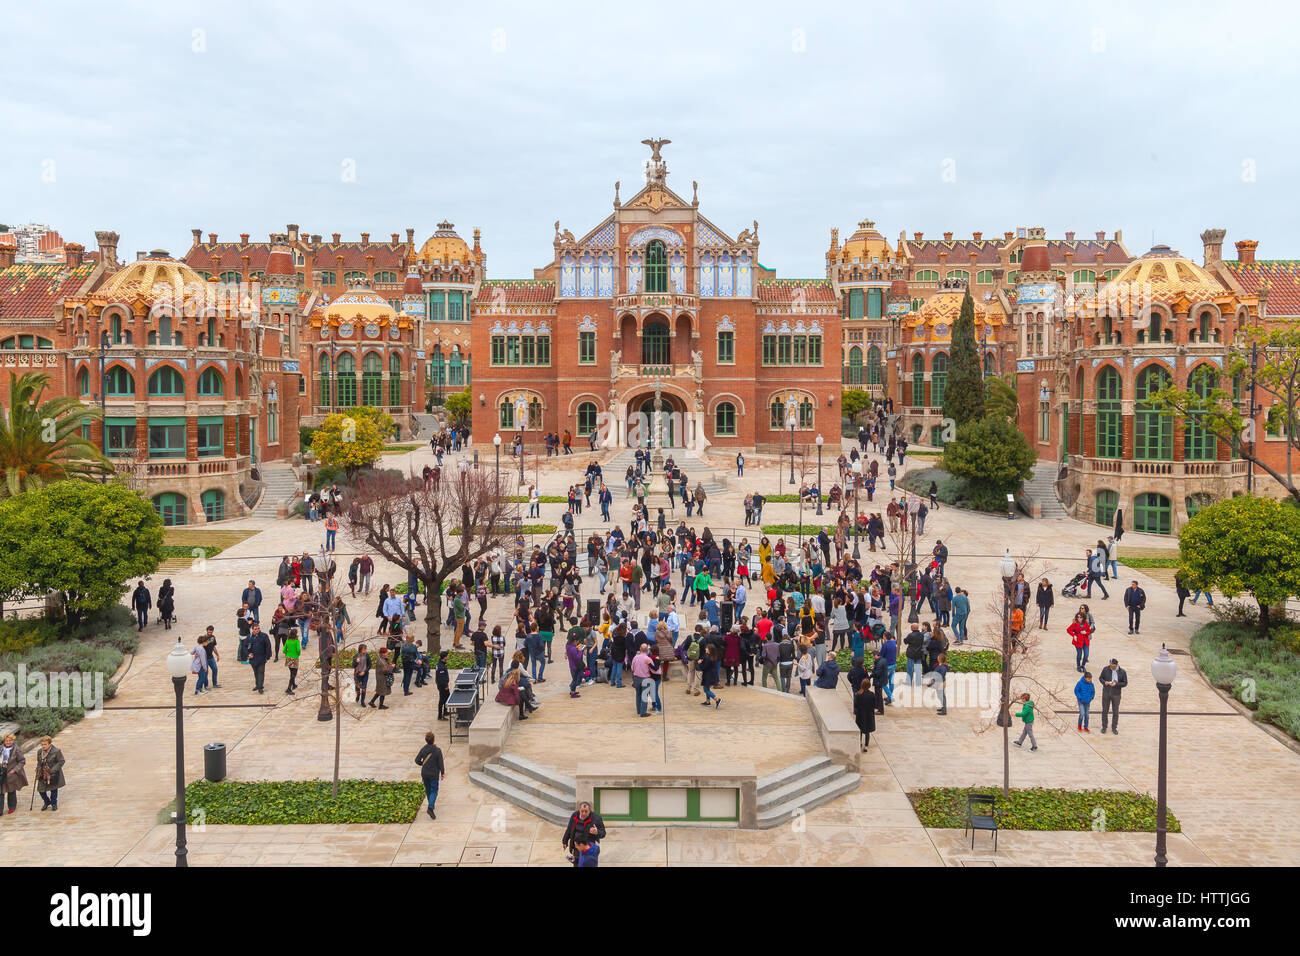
top-left (35, 736), bottom-right (66, 811)
top-left (368, 648), bottom-right (394, 709)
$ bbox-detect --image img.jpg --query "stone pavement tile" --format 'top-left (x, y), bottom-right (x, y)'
top-left (392, 842), bottom-right (466, 865)
top-left (867, 845), bottom-right (945, 866)
top-left (801, 802), bottom-right (859, 826)
top-left (404, 817), bottom-right (475, 844)
top-left (667, 839), bottom-right (739, 864)
top-left (856, 808), bottom-right (925, 828)
top-left (466, 821), bottom-right (543, 844)
top-left (847, 790), bottom-right (914, 811)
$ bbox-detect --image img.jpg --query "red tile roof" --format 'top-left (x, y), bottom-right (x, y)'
top-left (1224, 260), bottom-right (1300, 317)
top-left (306, 241), bottom-right (407, 272)
top-left (906, 240), bottom-right (1003, 265)
top-left (1045, 239), bottom-right (1131, 267)
top-left (0, 263), bottom-right (98, 318)
top-left (474, 280), bottom-right (556, 306)
top-left (184, 242), bottom-right (271, 275)
top-left (756, 278), bottom-right (837, 304)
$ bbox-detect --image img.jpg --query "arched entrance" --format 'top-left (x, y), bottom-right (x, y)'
top-left (628, 393), bottom-right (685, 449)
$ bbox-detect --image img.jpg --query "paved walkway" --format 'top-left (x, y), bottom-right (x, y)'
top-left (1, 439), bottom-right (1295, 866)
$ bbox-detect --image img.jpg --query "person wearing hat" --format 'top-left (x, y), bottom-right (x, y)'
top-left (1099, 658), bottom-right (1128, 735)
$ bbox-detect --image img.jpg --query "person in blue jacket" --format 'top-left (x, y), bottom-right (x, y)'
top-left (814, 655), bottom-right (840, 689)
top-left (879, 632), bottom-right (897, 703)
top-left (1074, 671), bottom-right (1095, 733)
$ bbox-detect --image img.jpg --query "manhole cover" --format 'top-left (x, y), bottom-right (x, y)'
top-left (461, 847), bottom-right (496, 863)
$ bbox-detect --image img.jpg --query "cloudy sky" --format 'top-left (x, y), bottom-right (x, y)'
top-left (3, 0), bottom-right (1296, 276)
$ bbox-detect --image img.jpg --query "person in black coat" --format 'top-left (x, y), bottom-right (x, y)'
top-left (1122, 582), bottom-right (1147, 634)
top-left (414, 731), bottom-right (446, 820)
top-left (131, 581), bottom-right (152, 631)
top-left (562, 802), bottom-right (606, 867)
top-left (870, 653), bottom-right (889, 714)
top-left (241, 580), bottom-right (263, 623)
top-left (1098, 658), bottom-right (1128, 734)
top-left (435, 651), bottom-right (451, 720)
top-left (852, 678), bottom-right (877, 750)
top-left (247, 623), bottom-right (272, 693)
top-left (157, 579), bottom-right (175, 630)
top-left (846, 657), bottom-right (868, 696)
top-left (1035, 579), bottom-right (1055, 629)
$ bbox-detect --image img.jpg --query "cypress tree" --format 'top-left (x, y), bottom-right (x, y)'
top-left (943, 291), bottom-right (986, 426)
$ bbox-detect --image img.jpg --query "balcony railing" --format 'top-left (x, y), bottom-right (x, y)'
top-left (613, 292), bottom-right (698, 313)
top-left (614, 363), bottom-right (698, 380)
top-left (113, 455), bottom-right (252, 480)
top-left (1071, 457), bottom-right (1247, 480)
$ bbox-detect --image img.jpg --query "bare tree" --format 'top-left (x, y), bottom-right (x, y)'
top-left (344, 467), bottom-right (520, 653)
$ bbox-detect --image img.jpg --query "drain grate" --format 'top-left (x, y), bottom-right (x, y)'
top-left (461, 847), bottom-right (497, 864)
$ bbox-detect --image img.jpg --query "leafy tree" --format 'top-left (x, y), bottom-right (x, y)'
top-left (0, 371), bottom-right (110, 497)
top-left (310, 412), bottom-right (385, 479)
top-left (1149, 320), bottom-right (1300, 503)
top-left (984, 375), bottom-right (1019, 423)
top-left (1178, 496), bottom-right (1300, 633)
top-left (339, 405), bottom-right (396, 442)
top-left (944, 414), bottom-right (1037, 511)
top-left (0, 481), bottom-right (163, 628)
top-left (840, 389), bottom-right (872, 421)
top-left (444, 387), bottom-right (472, 428)
top-left (942, 292), bottom-right (985, 427)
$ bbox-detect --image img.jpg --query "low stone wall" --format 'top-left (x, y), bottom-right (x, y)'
top-left (806, 685), bottom-right (862, 770)
top-left (467, 699), bottom-right (517, 771)
top-left (575, 762), bottom-right (759, 828)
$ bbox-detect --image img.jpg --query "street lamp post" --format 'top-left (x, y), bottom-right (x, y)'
top-left (164, 641), bottom-right (191, 867)
top-left (516, 398), bottom-right (528, 487)
top-left (852, 459), bottom-right (862, 559)
top-left (996, 550), bottom-right (1015, 729)
top-left (787, 413), bottom-right (797, 485)
top-left (815, 434), bottom-right (824, 516)
top-left (1151, 644), bottom-right (1178, 867)
top-left (493, 433), bottom-right (502, 491)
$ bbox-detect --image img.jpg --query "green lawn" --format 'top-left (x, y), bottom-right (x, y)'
top-left (165, 780), bottom-right (427, 825)
top-left (1190, 620), bottom-right (1300, 741)
top-left (909, 787), bottom-right (1180, 832)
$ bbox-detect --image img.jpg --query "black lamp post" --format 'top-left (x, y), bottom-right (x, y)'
top-left (1151, 644), bottom-right (1177, 867)
top-left (995, 551), bottom-right (1015, 729)
top-left (815, 433), bottom-right (824, 516)
top-left (852, 460), bottom-right (861, 559)
top-left (493, 433), bottom-right (502, 490)
top-left (164, 641), bottom-right (191, 867)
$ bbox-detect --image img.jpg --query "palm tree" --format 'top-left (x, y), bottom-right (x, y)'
top-left (0, 371), bottom-right (111, 496)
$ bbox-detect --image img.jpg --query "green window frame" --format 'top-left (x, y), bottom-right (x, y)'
top-left (319, 271), bottom-right (336, 285)
top-left (499, 401), bottom-right (514, 429)
top-left (762, 335), bottom-right (777, 366)
top-left (80, 419), bottom-right (92, 441)
top-left (374, 271), bottom-right (398, 284)
top-left (77, 367), bottom-right (90, 396)
top-left (642, 324), bottom-right (670, 366)
top-left (197, 366), bottom-right (223, 396)
top-left (448, 350), bottom-right (464, 386)
top-left (1185, 494), bottom-right (1213, 519)
top-left (1183, 366), bottom-right (1217, 461)
top-left (196, 417), bottom-right (224, 458)
top-left (847, 289), bottom-right (864, 319)
top-left (777, 336), bottom-right (792, 366)
top-left (336, 353), bottom-right (357, 407)
top-left (644, 241), bottom-right (668, 293)
top-left (343, 271), bottom-right (366, 285)
top-left (491, 336), bottom-right (505, 365)
top-left (319, 355), bottom-right (331, 406)
top-left (389, 353), bottom-right (402, 406)
top-left (976, 270), bottom-right (994, 284)
top-left (448, 293), bottom-right (463, 322)
top-left (911, 353), bottom-right (925, 407)
top-left (577, 401), bottom-right (597, 436)
top-left (105, 417), bottom-right (136, 458)
top-left (717, 330), bottom-right (734, 364)
top-left (148, 417), bottom-right (186, 459)
top-left (153, 492), bottom-right (188, 527)
top-left (915, 270), bottom-right (939, 282)
top-left (219, 271), bottom-right (241, 284)
top-left (808, 335), bottom-right (822, 365)
top-left (946, 269), bottom-right (969, 283)
top-left (1095, 366), bottom-right (1122, 458)
top-left (845, 346), bottom-right (863, 385)
top-left (579, 330), bottom-right (597, 364)
top-left (1095, 490), bottom-right (1119, 527)
top-left (505, 336), bottom-right (521, 365)
top-left (866, 346), bottom-right (882, 386)
top-left (148, 365), bottom-right (185, 397)
top-left (931, 352), bottom-right (948, 408)
top-left (1102, 269), bottom-right (1121, 281)
top-left (201, 489), bottom-right (225, 522)
top-left (799, 398), bottom-right (814, 429)
top-left (1134, 492), bottom-right (1172, 535)
top-left (770, 400), bottom-right (784, 430)
top-left (1134, 366), bottom-right (1173, 460)
top-left (715, 401), bottom-right (736, 436)
top-left (535, 335), bottom-right (550, 366)
top-left (792, 335), bottom-right (807, 365)
top-left (361, 352), bottom-right (383, 407)
top-left (866, 288), bottom-right (883, 319)
top-left (1006, 270), bottom-right (1019, 285)
top-left (1072, 269), bottom-right (1096, 284)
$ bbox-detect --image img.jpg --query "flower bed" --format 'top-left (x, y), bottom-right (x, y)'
top-left (909, 786), bottom-right (1180, 832)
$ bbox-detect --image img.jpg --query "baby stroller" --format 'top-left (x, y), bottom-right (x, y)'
top-left (1060, 572), bottom-right (1087, 599)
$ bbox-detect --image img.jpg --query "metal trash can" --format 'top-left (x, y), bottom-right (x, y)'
top-left (203, 743), bottom-right (226, 782)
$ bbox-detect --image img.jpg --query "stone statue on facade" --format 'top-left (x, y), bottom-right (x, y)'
top-left (609, 350), bottom-right (621, 383)
top-left (691, 349), bottom-right (704, 380)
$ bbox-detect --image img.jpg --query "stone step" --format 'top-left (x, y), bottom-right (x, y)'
top-left (756, 762), bottom-right (850, 810)
top-left (495, 752), bottom-right (578, 794)
top-left (756, 755), bottom-right (833, 798)
top-left (480, 763), bottom-right (576, 806)
top-left (467, 770), bottom-right (573, 826)
top-left (756, 772), bottom-right (862, 829)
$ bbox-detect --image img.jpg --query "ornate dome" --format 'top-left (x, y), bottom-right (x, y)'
top-left (98, 253), bottom-right (208, 303)
top-left (322, 283), bottom-right (396, 324)
top-left (1102, 244), bottom-right (1225, 303)
top-left (839, 219), bottom-right (892, 262)
top-left (908, 278), bottom-right (1000, 339)
top-left (416, 221), bottom-right (470, 264)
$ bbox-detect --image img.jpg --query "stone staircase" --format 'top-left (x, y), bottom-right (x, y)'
top-left (252, 463), bottom-right (301, 518)
top-left (602, 450), bottom-right (729, 498)
top-left (468, 753), bottom-right (577, 826)
top-left (1021, 462), bottom-right (1068, 519)
top-left (756, 756), bottom-right (861, 828)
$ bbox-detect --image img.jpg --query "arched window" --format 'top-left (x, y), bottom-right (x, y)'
top-left (1197, 311), bottom-right (1214, 343)
top-left (197, 367), bottom-right (223, 396)
top-left (362, 352), bottom-right (383, 407)
top-left (153, 492), bottom-right (188, 526)
top-left (234, 368), bottom-right (243, 398)
top-left (219, 271), bottom-right (241, 284)
top-left (201, 489), bottom-right (225, 522)
top-left (499, 399), bottom-right (515, 429)
top-left (1135, 365), bottom-right (1173, 460)
top-left (983, 352), bottom-right (997, 377)
top-left (642, 321), bottom-right (670, 366)
top-left (1072, 269), bottom-right (1097, 284)
top-left (319, 354), bottom-right (331, 407)
top-left (1134, 492), bottom-right (1172, 535)
top-left (1095, 490), bottom-right (1119, 527)
top-left (336, 352), bottom-right (357, 407)
top-left (715, 401), bottom-right (736, 437)
top-left (770, 398), bottom-right (784, 430)
top-left (110, 314), bottom-right (130, 344)
top-left (148, 366), bottom-right (185, 397)
top-left (931, 352), bottom-right (949, 408)
top-left (448, 346), bottom-right (464, 386)
top-left (105, 365), bottom-right (134, 397)
top-left (976, 270), bottom-right (995, 284)
top-left (319, 271), bottom-right (336, 285)
top-left (343, 271), bottom-right (366, 285)
top-left (911, 353), bottom-right (925, 407)
top-left (1184, 365), bottom-right (1218, 461)
top-left (77, 367), bottom-right (90, 396)
top-left (1095, 366), bottom-right (1122, 458)
top-left (644, 241), bottom-right (667, 293)
top-left (915, 270), bottom-right (939, 282)
top-left (866, 346), bottom-right (882, 386)
top-left (798, 396), bottom-right (814, 429)
top-left (846, 346), bottom-right (863, 385)
top-left (1185, 493), bottom-right (1214, 519)
top-left (528, 398), bottom-right (543, 430)
top-left (374, 271), bottom-right (398, 284)
top-left (946, 270), bottom-right (969, 283)
top-left (389, 352), bottom-right (402, 406)
top-left (577, 401), bottom-right (598, 436)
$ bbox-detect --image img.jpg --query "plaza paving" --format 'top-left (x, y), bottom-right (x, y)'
top-left (1, 439), bottom-right (1297, 866)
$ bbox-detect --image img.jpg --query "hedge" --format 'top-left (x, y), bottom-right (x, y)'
top-left (508, 495), bottom-right (568, 504)
top-left (174, 780), bottom-right (426, 825)
top-left (450, 524), bottom-right (556, 535)
top-left (324, 647), bottom-right (480, 671)
top-left (909, 787), bottom-right (1180, 832)
top-left (1190, 620), bottom-right (1300, 741)
top-left (834, 646), bottom-right (1001, 673)
top-left (759, 525), bottom-right (840, 536)
top-left (762, 494), bottom-right (829, 504)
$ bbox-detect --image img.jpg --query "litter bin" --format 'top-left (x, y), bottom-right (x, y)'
top-left (203, 743), bottom-right (226, 782)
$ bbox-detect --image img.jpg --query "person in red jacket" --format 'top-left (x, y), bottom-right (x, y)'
top-left (1068, 611), bottom-right (1093, 673)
